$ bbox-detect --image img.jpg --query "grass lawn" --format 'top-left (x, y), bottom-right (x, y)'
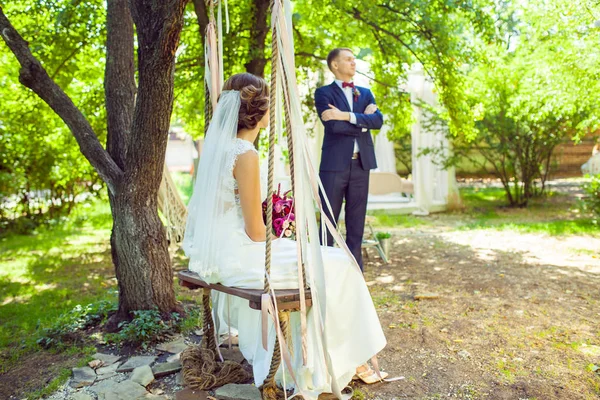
top-left (0, 201), bottom-right (116, 374)
top-left (371, 185), bottom-right (598, 237)
top-left (0, 175), bottom-right (197, 398)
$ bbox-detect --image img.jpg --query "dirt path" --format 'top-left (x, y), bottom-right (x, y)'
top-left (4, 181), bottom-right (599, 399)
top-left (358, 226), bottom-right (600, 399)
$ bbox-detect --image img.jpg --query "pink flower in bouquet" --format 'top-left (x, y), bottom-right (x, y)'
top-left (273, 218), bottom-right (285, 236)
top-left (262, 184), bottom-right (296, 239)
top-left (274, 199), bottom-right (293, 214)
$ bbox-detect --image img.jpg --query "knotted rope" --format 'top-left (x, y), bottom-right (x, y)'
top-left (181, 288), bottom-right (252, 390)
top-left (260, 3), bottom-right (283, 397)
top-left (181, 346), bottom-right (251, 391)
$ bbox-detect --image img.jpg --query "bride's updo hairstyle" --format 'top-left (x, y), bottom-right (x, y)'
top-left (221, 73), bottom-right (269, 131)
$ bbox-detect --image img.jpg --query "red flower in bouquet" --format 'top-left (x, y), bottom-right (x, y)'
top-left (262, 184), bottom-right (296, 239)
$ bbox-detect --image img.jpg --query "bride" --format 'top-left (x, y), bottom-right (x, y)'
top-left (183, 73), bottom-right (387, 399)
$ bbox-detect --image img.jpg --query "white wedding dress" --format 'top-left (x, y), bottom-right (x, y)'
top-left (191, 138), bottom-right (386, 399)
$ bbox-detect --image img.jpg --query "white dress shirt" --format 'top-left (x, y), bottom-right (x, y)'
top-left (335, 79), bottom-right (360, 153)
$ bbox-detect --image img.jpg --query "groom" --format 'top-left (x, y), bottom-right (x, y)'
top-left (315, 48), bottom-right (384, 271)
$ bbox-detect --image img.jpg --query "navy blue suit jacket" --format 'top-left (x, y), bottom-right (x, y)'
top-left (315, 82), bottom-right (383, 171)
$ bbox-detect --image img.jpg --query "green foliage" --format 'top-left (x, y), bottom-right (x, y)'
top-left (177, 305), bottom-right (202, 334)
top-left (293, 0), bottom-right (500, 142)
top-left (0, 1), bottom-right (107, 231)
top-left (170, 172), bottom-right (194, 206)
top-left (119, 309), bottom-right (176, 346)
top-left (438, 0), bottom-right (600, 207)
top-left (375, 231), bottom-right (391, 240)
top-left (582, 175), bottom-right (600, 224)
top-left (461, 64), bottom-right (566, 206)
top-left (37, 300), bottom-right (117, 349)
top-left (105, 309), bottom-right (192, 349)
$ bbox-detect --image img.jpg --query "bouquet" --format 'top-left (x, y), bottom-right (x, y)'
top-left (262, 184), bottom-right (296, 239)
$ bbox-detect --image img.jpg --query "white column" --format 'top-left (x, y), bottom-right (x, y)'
top-left (408, 64), bottom-right (433, 215)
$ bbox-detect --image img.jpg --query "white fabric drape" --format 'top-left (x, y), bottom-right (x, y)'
top-left (374, 124), bottom-right (396, 174)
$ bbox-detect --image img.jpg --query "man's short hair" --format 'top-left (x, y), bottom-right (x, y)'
top-left (327, 48), bottom-right (353, 71)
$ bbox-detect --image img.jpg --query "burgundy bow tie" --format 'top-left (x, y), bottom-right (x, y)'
top-left (342, 81), bottom-right (355, 89)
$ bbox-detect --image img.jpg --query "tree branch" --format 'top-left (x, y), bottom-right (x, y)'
top-left (192, 0), bottom-right (210, 37)
top-left (294, 51), bottom-right (325, 61)
top-left (0, 6), bottom-right (123, 194)
top-left (345, 6), bottom-right (435, 81)
top-left (50, 40), bottom-right (87, 80)
top-left (376, 3), bottom-right (447, 69)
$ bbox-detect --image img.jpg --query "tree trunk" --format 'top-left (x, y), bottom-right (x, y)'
top-left (106, 0), bottom-right (188, 325)
top-left (109, 191), bottom-right (178, 323)
top-left (245, 0), bottom-right (270, 77)
top-left (0, 1), bottom-right (187, 329)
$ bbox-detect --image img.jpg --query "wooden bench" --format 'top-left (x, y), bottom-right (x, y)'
top-left (178, 270), bottom-right (312, 311)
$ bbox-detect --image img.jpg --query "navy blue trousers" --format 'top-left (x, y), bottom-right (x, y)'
top-left (319, 158), bottom-right (370, 271)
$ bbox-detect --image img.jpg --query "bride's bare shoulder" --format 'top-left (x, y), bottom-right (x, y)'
top-left (233, 149), bottom-right (259, 179)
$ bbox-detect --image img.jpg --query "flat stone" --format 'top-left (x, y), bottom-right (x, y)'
top-left (96, 371), bottom-right (118, 382)
top-left (94, 380), bottom-right (148, 400)
top-left (175, 372), bottom-right (183, 386)
top-left (457, 350), bottom-right (471, 360)
top-left (89, 378), bottom-right (151, 400)
top-left (93, 353), bottom-right (122, 367)
top-left (131, 365), bottom-right (155, 387)
top-left (166, 352), bottom-right (181, 363)
top-left (220, 347), bottom-right (245, 364)
top-left (117, 356), bottom-right (157, 373)
top-left (89, 379), bottom-right (120, 396)
top-left (176, 387), bottom-right (208, 400)
top-left (96, 362), bottom-right (121, 381)
top-left (151, 360), bottom-right (182, 378)
top-left (414, 292), bottom-right (440, 300)
top-left (214, 383), bottom-right (261, 400)
top-left (69, 392), bottom-right (94, 400)
top-left (156, 337), bottom-right (187, 354)
top-left (115, 380), bottom-right (148, 399)
top-left (71, 367), bottom-right (96, 388)
top-left (193, 330), bottom-right (203, 336)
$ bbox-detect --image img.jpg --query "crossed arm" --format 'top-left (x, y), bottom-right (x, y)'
top-left (314, 88), bottom-right (384, 136)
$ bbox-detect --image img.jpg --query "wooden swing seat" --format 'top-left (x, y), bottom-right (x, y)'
top-left (178, 270), bottom-right (312, 311)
